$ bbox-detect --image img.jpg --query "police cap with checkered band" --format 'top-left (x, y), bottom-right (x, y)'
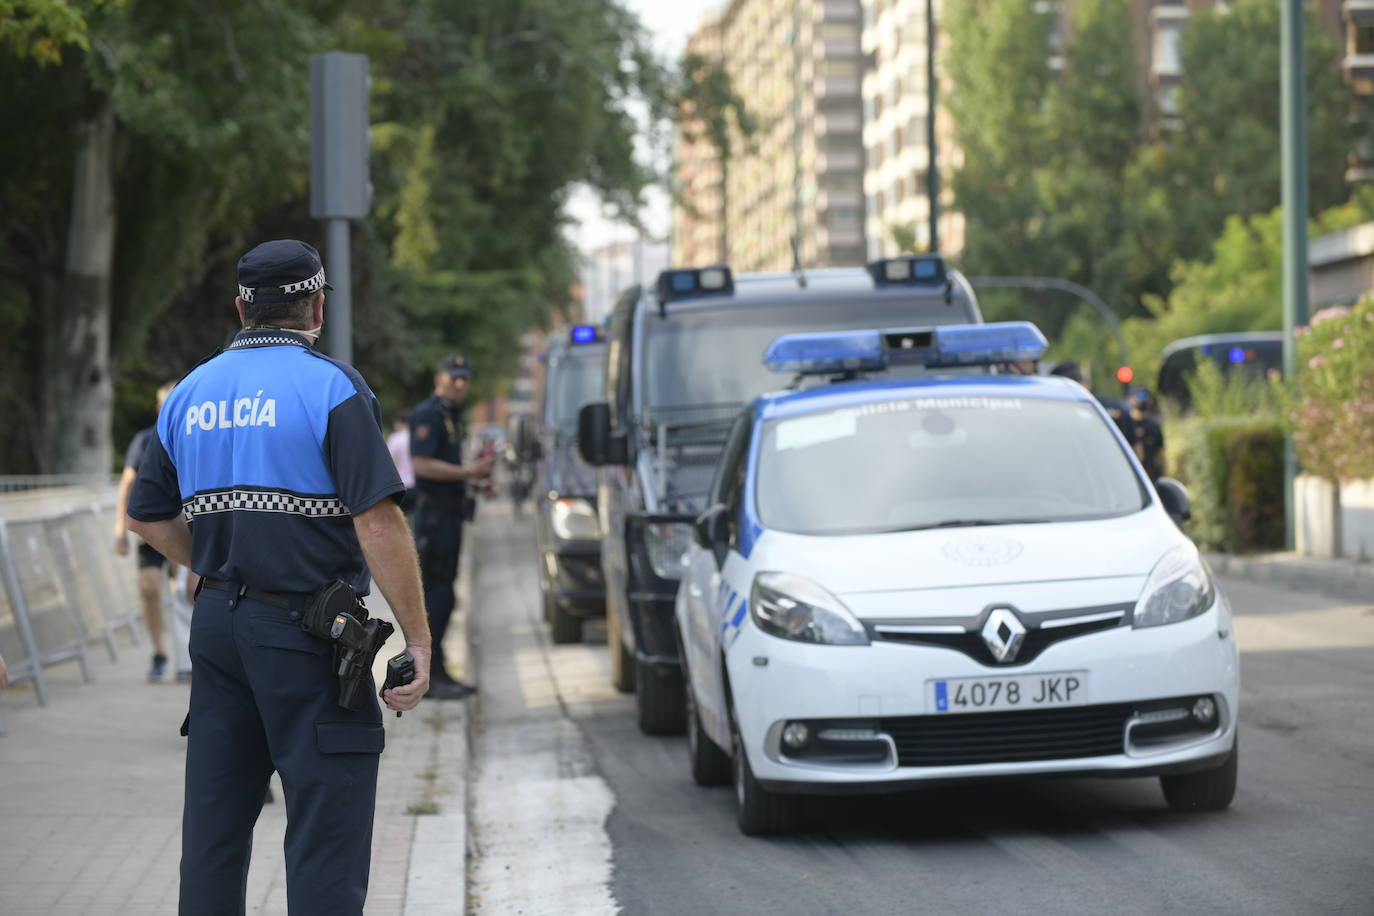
top-left (237, 239), bottom-right (334, 305)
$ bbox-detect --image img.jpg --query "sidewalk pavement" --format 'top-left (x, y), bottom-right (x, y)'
top-left (0, 534), bottom-right (477, 916)
top-left (1206, 550), bottom-right (1374, 604)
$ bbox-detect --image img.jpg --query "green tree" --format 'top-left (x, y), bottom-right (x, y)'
top-left (1158, 0), bottom-right (1352, 263)
top-left (0, 0), bottom-right (667, 472)
top-left (1123, 189), bottom-right (1374, 390)
top-left (946, 0), bottom-right (1055, 298)
top-left (674, 51), bottom-right (756, 263)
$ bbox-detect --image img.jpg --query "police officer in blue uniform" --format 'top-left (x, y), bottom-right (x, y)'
top-left (128, 239), bottom-right (432, 915)
top-left (409, 355), bottom-right (492, 700)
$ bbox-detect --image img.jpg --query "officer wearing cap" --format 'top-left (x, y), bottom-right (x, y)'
top-left (127, 239), bottom-right (432, 915)
top-left (409, 354), bottom-right (493, 700)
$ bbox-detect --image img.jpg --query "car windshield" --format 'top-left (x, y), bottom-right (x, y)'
top-left (755, 394), bottom-right (1148, 536)
top-left (642, 299), bottom-right (965, 418)
top-left (548, 349), bottom-right (604, 432)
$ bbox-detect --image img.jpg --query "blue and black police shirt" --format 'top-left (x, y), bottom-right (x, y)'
top-left (410, 393), bottom-right (466, 511)
top-left (128, 329), bottom-right (404, 594)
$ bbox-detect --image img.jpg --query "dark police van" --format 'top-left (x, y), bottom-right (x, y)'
top-left (577, 256), bottom-right (984, 734)
top-left (535, 325), bottom-right (608, 643)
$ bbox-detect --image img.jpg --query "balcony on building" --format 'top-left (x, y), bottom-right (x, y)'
top-left (1345, 1), bottom-right (1374, 27)
top-left (1347, 20), bottom-right (1374, 82)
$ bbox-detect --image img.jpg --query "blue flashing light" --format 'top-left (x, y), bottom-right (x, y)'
top-left (763, 329), bottom-right (887, 374)
top-left (1227, 347), bottom-right (1245, 364)
top-left (571, 324), bottom-right (597, 344)
top-left (764, 321), bottom-right (1048, 375)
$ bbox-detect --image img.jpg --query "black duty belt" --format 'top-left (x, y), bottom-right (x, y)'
top-left (201, 578), bottom-right (305, 610)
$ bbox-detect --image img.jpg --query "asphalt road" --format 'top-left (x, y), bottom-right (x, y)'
top-left (467, 504), bottom-right (1374, 916)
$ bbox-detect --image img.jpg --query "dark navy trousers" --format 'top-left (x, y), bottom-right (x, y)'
top-left (180, 587), bottom-right (384, 915)
top-left (413, 503), bottom-right (463, 677)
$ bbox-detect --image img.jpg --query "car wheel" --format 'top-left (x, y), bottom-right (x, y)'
top-left (608, 601), bottom-right (635, 693)
top-left (684, 668), bottom-right (730, 786)
top-left (549, 600), bottom-right (583, 644)
top-left (1160, 739), bottom-right (1238, 812)
top-left (730, 707), bottom-right (801, 836)
top-left (636, 659), bottom-right (686, 735)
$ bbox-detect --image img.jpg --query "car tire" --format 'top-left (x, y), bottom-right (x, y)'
top-left (1160, 739), bottom-right (1238, 812)
top-left (636, 659), bottom-right (686, 735)
top-left (731, 708), bottom-right (801, 836)
top-left (549, 599), bottom-right (583, 644)
top-left (683, 663), bottom-right (730, 786)
top-left (608, 602), bottom-right (635, 693)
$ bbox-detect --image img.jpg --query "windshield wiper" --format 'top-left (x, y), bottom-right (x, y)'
top-left (882, 518), bottom-right (1053, 533)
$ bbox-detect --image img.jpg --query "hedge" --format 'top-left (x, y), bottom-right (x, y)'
top-left (1170, 415), bottom-right (1285, 553)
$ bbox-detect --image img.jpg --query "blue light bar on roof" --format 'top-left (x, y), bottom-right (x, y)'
top-left (571, 324), bottom-right (598, 344)
top-left (763, 321), bottom-right (1048, 375)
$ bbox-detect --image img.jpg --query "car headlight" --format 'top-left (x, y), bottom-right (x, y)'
top-left (749, 572), bottom-right (868, 645)
top-left (550, 497), bottom-right (599, 541)
top-left (643, 521), bottom-right (693, 580)
top-left (1133, 545), bottom-right (1215, 628)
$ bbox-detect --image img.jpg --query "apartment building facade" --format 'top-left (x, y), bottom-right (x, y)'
top-left (860, 0), bottom-right (962, 260)
top-left (671, 0), bottom-right (868, 271)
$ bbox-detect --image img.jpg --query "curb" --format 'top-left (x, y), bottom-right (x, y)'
top-left (400, 518), bottom-right (478, 915)
top-left (1205, 551), bottom-right (1374, 604)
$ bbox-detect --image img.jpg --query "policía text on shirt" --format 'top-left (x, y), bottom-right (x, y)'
top-left (185, 392), bottom-right (277, 434)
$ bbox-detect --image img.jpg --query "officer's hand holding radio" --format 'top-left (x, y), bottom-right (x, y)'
top-left (382, 642), bottom-right (431, 713)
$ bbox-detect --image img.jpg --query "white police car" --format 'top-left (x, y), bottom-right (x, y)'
top-left (673, 322), bottom-right (1240, 835)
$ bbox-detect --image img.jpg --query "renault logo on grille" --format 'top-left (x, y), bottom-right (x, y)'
top-left (981, 607), bottom-right (1027, 663)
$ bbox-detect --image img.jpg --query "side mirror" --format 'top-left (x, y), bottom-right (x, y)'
top-left (1155, 477), bottom-right (1192, 525)
top-left (577, 402), bottom-right (627, 466)
top-left (694, 503), bottom-right (728, 547)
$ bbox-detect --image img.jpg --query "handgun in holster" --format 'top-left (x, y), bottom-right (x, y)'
top-left (301, 579), bottom-right (394, 711)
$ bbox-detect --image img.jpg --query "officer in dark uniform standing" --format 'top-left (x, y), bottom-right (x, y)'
top-left (127, 239), bottom-right (432, 915)
top-left (410, 354), bottom-right (492, 700)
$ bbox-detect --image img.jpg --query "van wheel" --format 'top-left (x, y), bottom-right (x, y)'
top-left (1161, 740), bottom-right (1238, 812)
top-left (608, 602), bottom-right (635, 693)
top-left (549, 600), bottom-right (583, 644)
top-left (637, 660), bottom-right (686, 735)
top-left (731, 708), bottom-right (801, 835)
top-left (686, 673), bottom-right (730, 786)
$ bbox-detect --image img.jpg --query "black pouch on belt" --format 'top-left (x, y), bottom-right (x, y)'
top-left (301, 579), bottom-right (364, 641)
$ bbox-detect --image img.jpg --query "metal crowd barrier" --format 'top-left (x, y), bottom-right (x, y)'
top-left (0, 495), bottom-right (144, 730)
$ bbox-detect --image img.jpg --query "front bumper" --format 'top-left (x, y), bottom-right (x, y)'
top-left (727, 606), bottom-right (1239, 793)
top-left (540, 546), bottom-right (605, 616)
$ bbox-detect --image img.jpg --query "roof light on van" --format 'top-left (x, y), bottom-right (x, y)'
top-left (763, 321), bottom-right (1048, 375)
top-left (655, 265), bottom-right (735, 304)
top-left (868, 255), bottom-right (947, 287)
top-left (571, 325), bottom-right (598, 344)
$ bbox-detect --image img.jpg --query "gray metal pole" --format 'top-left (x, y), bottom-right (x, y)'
top-left (927, 0), bottom-right (940, 253)
top-left (792, 0), bottom-right (804, 265)
top-left (1281, 0), bottom-right (1310, 551)
top-left (324, 217), bottom-right (352, 365)
top-left (968, 275), bottom-right (1129, 381)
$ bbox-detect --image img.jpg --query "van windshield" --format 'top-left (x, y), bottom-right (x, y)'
top-left (548, 349), bottom-right (604, 432)
top-left (642, 299), bottom-right (969, 417)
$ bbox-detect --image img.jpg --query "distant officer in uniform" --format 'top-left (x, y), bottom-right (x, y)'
top-left (127, 239), bottom-right (432, 915)
top-left (410, 354), bottom-right (492, 700)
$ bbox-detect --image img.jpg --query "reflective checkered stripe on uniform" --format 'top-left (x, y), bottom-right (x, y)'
top-left (183, 488), bottom-right (350, 520)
